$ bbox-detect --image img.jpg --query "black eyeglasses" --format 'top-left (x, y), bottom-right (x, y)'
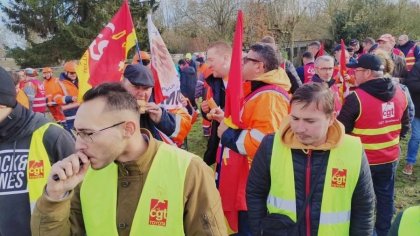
top-left (142, 60), bottom-right (150, 66)
top-left (71, 121), bottom-right (125, 143)
top-left (243, 56), bottom-right (262, 64)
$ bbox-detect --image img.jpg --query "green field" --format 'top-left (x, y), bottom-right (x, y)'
top-left (187, 116), bottom-right (420, 213)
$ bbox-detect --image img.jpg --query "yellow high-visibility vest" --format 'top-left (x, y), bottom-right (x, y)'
top-left (80, 142), bottom-right (192, 236)
top-left (267, 132), bottom-right (362, 235)
top-left (398, 206), bottom-right (420, 235)
top-left (27, 123), bottom-right (55, 212)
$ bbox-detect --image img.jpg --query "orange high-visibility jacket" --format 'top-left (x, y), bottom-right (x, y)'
top-left (167, 107), bottom-right (192, 146)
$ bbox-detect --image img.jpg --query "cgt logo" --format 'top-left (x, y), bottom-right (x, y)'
top-left (149, 199), bottom-right (168, 226)
top-left (382, 102), bottom-right (395, 119)
top-left (331, 168), bottom-right (347, 188)
top-left (28, 160), bottom-right (44, 179)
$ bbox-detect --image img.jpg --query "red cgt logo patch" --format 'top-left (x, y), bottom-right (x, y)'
top-left (28, 160), bottom-right (44, 179)
top-left (331, 168), bottom-right (347, 188)
top-left (149, 199), bottom-right (168, 226)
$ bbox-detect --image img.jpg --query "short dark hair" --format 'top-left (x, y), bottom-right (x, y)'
top-left (302, 51), bottom-right (314, 60)
top-left (250, 43), bottom-right (279, 72)
top-left (178, 59), bottom-right (187, 66)
top-left (364, 37), bottom-right (375, 45)
top-left (261, 36), bottom-right (276, 44)
top-left (83, 83), bottom-right (140, 115)
top-left (291, 83), bottom-right (334, 115)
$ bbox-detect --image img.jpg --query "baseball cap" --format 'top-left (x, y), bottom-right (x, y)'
top-left (377, 34), bottom-right (395, 43)
top-left (25, 68), bottom-right (36, 76)
top-left (0, 67), bottom-right (17, 107)
top-left (349, 39), bottom-right (359, 46)
top-left (347, 54), bottom-right (384, 71)
top-left (123, 64), bottom-right (154, 87)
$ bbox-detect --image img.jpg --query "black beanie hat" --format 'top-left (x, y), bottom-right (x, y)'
top-left (0, 67), bottom-right (17, 108)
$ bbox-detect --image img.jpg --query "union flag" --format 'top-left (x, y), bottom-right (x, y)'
top-left (76, 0), bottom-right (137, 100)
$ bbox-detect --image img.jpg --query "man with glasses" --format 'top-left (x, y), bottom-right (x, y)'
top-left (338, 54), bottom-right (410, 236)
top-left (311, 55), bottom-right (343, 112)
top-left (131, 51), bottom-right (151, 68)
top-left (31, 82), bottom-right (227, 235)
top-left (216, 42), bottom-right (291, 235)
top-left (0, 66), bottom-right (75, 236)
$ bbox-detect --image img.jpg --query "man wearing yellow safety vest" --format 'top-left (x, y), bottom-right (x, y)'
top-left (338, 54), bottom-right (410, 236)
top-left (0, 66), bottom-right (75, 236)
top-left (247, 83), bottom-right (375, 235)
top-left (388, 205), bottom-right (420, 236)
top-left (31, 83), bottom-right (227, 235)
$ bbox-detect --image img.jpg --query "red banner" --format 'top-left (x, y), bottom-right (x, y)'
top-left (77, 0), bottom-right (137, 100)
top-left (224, 10), bottom-right (244, 129)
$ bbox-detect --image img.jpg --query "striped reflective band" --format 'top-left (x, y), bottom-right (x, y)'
top-left (171, 114), bottom-right (182, 138)
top-left (352, 124), bottom-right (401, 135)
top-left (250, 129), bottom-right (265, 142)
top-left (319, 211), bottom-right (350, 224)
top-left (362, 137), bottom-right (400, 150)
top-left (236, 130), bottom-right (247, 155)
top-left (267, 194), bottom-right (296, 213)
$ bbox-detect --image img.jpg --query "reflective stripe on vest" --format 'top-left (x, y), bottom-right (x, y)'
top-left (80, 143), bottom-right (191, 236)
top-left (268, 132), bottom-right (362, 235)
top-left (399, 206), bottom-right (420, 235)
top-left (27, 123), bottom-right (54, 212)
top-left (352, 88), bottom-right (407, 164)
top-left (406, 45), bottom-right (416, 71)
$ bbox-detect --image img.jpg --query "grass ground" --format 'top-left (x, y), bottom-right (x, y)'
top-left (187, 115), bottom-right (420, 213)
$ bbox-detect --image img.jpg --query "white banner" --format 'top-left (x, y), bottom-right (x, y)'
top-left (147, 14), bottom-right (182, 109)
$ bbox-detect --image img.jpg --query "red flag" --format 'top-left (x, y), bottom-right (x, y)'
top-left (224, 10), bottom-right (244, 129)
top-left (317, 42), bottom-right (325, 57)
top-left (76, 0), bottom-right (136, 100)
top-left (340, 39), bottom-right (347, 98)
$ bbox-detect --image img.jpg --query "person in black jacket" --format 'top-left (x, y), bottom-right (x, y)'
top-left (0, 67), bottom-right (75, 236)
top-left (201, 41), bottom-right (231, 165)
top-left (179, 59), bottom-right (198, 109)
top-left (247, 83), bottom-right (374, 236)
top-left (402, 61), bottom-right (420, 175)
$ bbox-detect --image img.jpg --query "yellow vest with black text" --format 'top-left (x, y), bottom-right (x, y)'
top-left (266, 132), bottom-right (362, 235)
top-left (27, 123), bottom-right (54, 212)
top-left (398, 206), bottom-right (420, 235)
top-left (80, 143), bottom-right (192, 236)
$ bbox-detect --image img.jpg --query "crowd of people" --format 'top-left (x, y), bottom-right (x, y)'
top-left (0, 32), bottom-right (420, 236)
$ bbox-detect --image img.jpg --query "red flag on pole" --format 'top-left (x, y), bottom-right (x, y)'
top-left (340, 39), bottom-right (347, 99)
top-left (76, 0), bottom-right (137, 100)
top-left (317, 41), bottom-right (325, 58)
top-left (224, 10), bottom-right (244, 129)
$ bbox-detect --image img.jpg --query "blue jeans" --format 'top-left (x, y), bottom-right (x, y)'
top-left (406, 117), bottom-right (420, 164)
top-left (370, 162), bottom-right (397, 236)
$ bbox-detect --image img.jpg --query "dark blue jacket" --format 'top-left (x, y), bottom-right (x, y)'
top-left (397, 41), bottom-right (420, 61)
top-left (246, 134), bottom-right (375, 236)
top-left (201, 74), bottom-right (225, 165)
top-left (180, 66), bottom-right (198, 105)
